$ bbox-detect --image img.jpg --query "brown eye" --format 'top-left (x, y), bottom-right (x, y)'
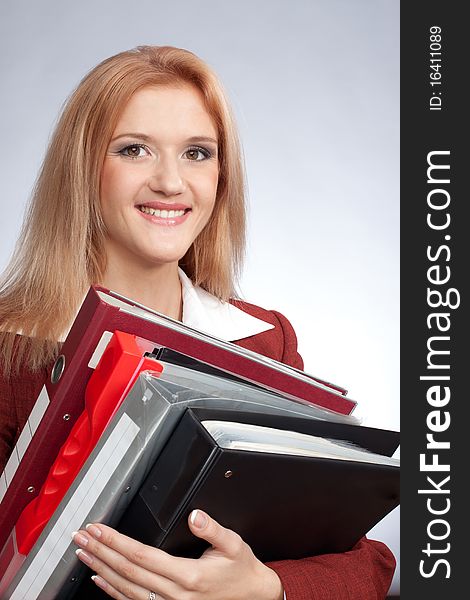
top-left (184, 147), bottom-right (210, 161)
top-left (127, 146), bottom-right (140, 156)
top-left (119, 144), bottom-right (147, 158)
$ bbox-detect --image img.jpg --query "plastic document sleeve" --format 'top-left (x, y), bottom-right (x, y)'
top-left (2, 365), bottom-right (399, 600)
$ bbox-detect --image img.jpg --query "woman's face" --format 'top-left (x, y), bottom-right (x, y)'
top-left (100, 84), bottom-right (219, 271)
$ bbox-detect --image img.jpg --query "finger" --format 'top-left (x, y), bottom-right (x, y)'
top-left (77, 548), bottom-right (165, 600)
top-left (92, 574), bottom-right (166, 600)
top-left (187, 510), bottom-right (245, 557)
top-left (90, 574), bottom-right (132, 600)
top-left (82, 524), bottom-right (171, 573)
top-left (73, 532), bottom-right (172, 597)
top-left (73, 530), bottom-right (199, 597)
top-left (84, 523), bottom-right (195, 579)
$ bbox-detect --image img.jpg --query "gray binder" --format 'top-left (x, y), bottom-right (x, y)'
top-left (3, 364), bottom-right (398, 600)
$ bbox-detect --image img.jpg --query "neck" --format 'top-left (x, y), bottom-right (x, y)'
top-left (99, 260), bottom-right (183, 321)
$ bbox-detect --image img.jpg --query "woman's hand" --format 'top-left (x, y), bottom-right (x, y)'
top-left (72, 509), bottom-right (284, 600)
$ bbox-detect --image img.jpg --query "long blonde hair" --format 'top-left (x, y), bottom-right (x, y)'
top-left (0, 46), bottom-right (246, 374)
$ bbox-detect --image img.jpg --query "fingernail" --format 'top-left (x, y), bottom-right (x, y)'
top-left (91, 575), bottom-right (108, 590)
top-left (190, 509), bottom-right (208, 529)
top-left (85, 523), bottom-right (102, 538)
top-left (71, 531), bottom-right (89, 546)
top-left (76, 548), bottom-right (93, 566)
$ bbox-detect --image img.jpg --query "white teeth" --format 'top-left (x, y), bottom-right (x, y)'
top-left (139, 206), bottom-right (186, 218)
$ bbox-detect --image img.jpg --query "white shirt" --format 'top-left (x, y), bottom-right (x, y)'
top-left (178, 268), bottom-right (274, 341)
top-left (58, 269), bottom-right (273, 344)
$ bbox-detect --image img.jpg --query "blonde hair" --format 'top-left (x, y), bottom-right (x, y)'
top-left (0, 46), bottom-right (246, 374)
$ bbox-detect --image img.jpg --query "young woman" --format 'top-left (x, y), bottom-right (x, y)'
top-left (0, 46), bottom-right (395, 599)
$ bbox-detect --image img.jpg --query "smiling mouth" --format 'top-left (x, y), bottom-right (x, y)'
top-left (138, 206), bottom-right (190, 218)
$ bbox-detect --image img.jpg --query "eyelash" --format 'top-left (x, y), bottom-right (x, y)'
top-left (118, 144), bottom-right (149, 159)
top-left (185, 146), bottom-right (212, 161)
top-left (117, 144), bottom-right (213, 161)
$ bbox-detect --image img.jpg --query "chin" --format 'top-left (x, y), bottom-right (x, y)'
top-left (144, 251), bottom-right (188, 267)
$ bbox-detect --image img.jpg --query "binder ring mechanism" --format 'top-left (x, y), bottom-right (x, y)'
top-left (51, 354), bottom-right (66, 384)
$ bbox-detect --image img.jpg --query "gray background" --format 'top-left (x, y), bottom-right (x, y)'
top-left (0, 0), bottom-right (400, 594)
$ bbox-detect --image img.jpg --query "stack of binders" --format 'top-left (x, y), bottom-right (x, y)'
top-left (0, 288), bottom-right (399, 600)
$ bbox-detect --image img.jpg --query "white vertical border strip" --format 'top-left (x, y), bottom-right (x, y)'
top-left (27, 386), bottom-right (50, 434)
top-left (88, 331), bottom-right (113, 369)
top-left (15, 425), bottom-right (32, 464)
top-left (0, 471), bottom-right (7, 502)
top-left (10, 412), bottom-right (140, 600)
top-left (3, 447), bottom-right (19, 490)
top-left (0, 385), bottom-right (50, 501)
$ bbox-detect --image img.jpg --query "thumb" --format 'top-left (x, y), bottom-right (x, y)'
top-left (188, 509), bottom-right (242, 556)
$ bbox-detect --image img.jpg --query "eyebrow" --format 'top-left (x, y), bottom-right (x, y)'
top-left (110, 133), bottom-right (218, 145)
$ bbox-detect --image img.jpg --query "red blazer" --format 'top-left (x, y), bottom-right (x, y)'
top-left (0, 301), bottom-right (395, 599)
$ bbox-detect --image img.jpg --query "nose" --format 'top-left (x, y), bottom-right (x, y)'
top-left (147, 156), bottom-right (186, 197)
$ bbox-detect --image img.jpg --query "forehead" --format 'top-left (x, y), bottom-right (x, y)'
top-left (113, 84), bottom-right (217, 139)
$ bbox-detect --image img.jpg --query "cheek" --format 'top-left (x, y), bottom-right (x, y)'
top-left (100, 162), bottom-right (141, 214)
top-left (201, 177), bottom-right (218, 227)
top-left (199, 166), bottom-right (219, 208)
top-left (100, 161), bottom-right (119, 211)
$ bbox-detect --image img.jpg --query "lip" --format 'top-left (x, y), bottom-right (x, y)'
top-left (137, 202), bottom-right (191, 211)
top-left (136, 204), bottom-right (191, 226)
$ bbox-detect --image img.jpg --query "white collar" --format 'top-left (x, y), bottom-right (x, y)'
top-left (178, 268), bottom-right (274, 342)
top-left (58, 271), bottom-right (274, 343)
